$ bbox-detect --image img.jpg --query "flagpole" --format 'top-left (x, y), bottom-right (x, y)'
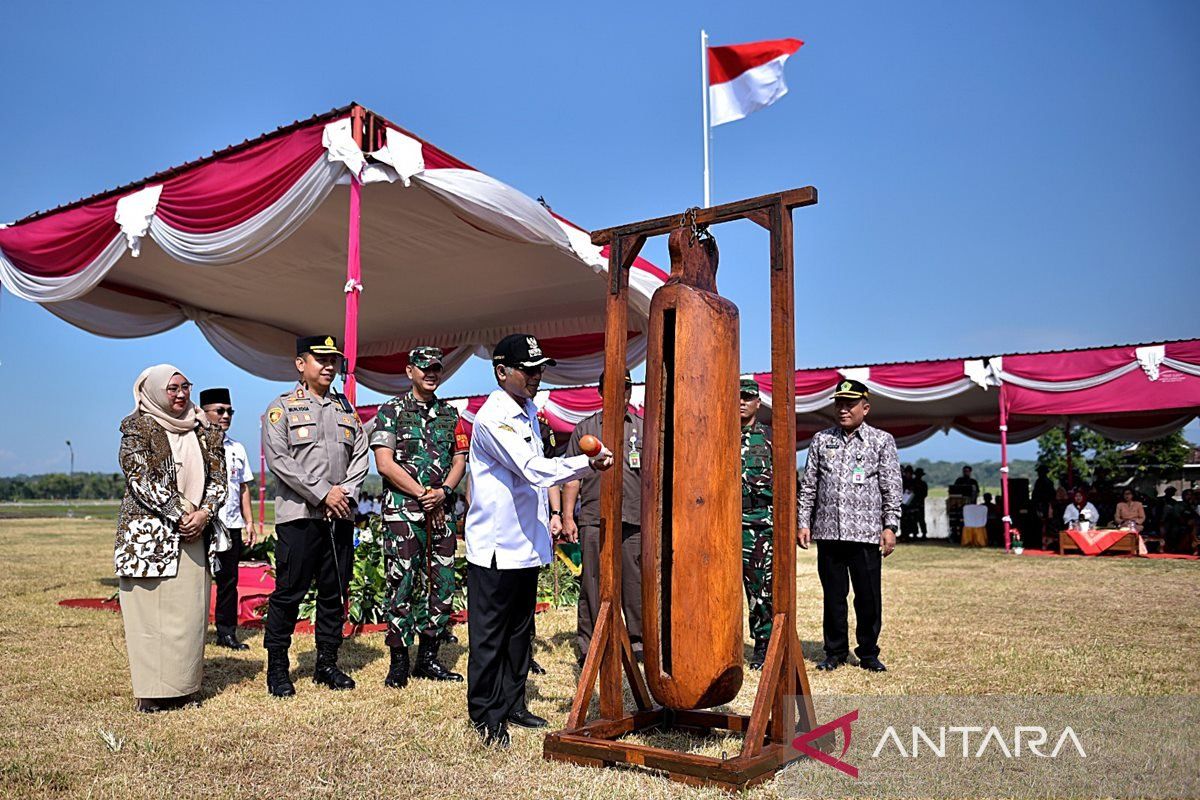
top-left (701, 28), bottom-right (711, 207)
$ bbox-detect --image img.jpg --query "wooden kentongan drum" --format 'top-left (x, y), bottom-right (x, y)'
top-left (640, 228), bottom-right (743, 711)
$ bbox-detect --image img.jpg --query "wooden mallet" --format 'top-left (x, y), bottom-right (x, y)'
top-left (579, 434), bottom-right (603, 457)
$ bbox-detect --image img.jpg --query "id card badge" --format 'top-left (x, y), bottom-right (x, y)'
top-left (852, 466), bottom-right (866, 485)
top-left (629, 449), bottom-right (641, 469)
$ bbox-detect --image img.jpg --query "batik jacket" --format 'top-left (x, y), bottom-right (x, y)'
top-left (113, 413), bottom-right (227, 578)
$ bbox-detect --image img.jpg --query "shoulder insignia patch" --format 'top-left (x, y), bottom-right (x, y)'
top-left (268, 407), bottom-right (283, 425)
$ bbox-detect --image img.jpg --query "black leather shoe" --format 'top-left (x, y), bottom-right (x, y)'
top-left (413, 635), bottom-right (464, 682)
top-left (440, 629), bottom-right (459, 644)
top-left (136, 698), bottom-right (167, 713)
top-left (748, 640), bottom-right (769, 670)
top-left (528, 657), bottom-right (547, 675)
top-left (859, 656), bottom-right (888, 672)
top-left (215, 633), bottom-right (250, 651)
top-left (816, 655), bottom-right (847, 671)
top-left (265, 647), bottom-right (296, 697)
top-left (312, 646), bottom-right (356, 690)
top-left (506, 708), bottom-right (548, 729)
top-left (383, 646), bottom-right (410, 689)
top-left (475, 722), bottom-right (511, 748)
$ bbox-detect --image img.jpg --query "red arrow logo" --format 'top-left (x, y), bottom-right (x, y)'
top-left (792, 709), bottom-right (859, 778)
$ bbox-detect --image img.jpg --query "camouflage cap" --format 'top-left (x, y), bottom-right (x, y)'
top-left (739, 378), bottom-right (761, 397)
top-left (408, 346), bottom-right (444, 369)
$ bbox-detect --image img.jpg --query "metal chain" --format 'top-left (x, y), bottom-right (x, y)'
top-left (681, 206), bottom-right (713, 245)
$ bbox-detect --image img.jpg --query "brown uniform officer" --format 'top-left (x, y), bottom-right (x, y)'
top-left (261, 335), bottom-right (369, 697)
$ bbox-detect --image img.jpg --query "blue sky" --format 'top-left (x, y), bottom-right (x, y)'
top-left (1, 0), bottom-right (1196, 474)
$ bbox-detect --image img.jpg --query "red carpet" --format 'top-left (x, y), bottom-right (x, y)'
top-left (59, 563), bottom-right (550, 634)
top-left (1019, 548), bottom-right (1197, 561)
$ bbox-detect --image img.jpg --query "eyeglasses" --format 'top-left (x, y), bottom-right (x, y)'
top-left (211, 406), bottom-right (235, 417)
top-left (166, 383), bottom-right (193, 396)
top-left (514, 364), bottom-right (545, 376)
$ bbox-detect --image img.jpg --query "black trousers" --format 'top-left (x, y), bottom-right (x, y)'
top-left (263, 518), bottom-right (353, 652)
top-left (213, 527), bottom-right (244, 637)
top-left (816, 539), bottom-right (882, 660)
top-left (577, 523), bottom-right (643, 658)
top-left (466, 556), bottom-right (538, 730)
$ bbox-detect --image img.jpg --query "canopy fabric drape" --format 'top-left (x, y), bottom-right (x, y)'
top-left (0, 106), bottom-right (667, 393)
top-left (357, 339), bottom-right (1200, 450)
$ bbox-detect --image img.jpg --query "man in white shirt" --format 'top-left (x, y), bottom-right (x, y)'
top-left (466, 334), bottom-right (614, 748)
top-left (200, 388), bottom-right (259, 651)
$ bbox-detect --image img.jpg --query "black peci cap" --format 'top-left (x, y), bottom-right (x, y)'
top-left (198, 387), bottom-right (231, 407)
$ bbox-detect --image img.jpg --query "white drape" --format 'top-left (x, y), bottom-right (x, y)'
top-left (149, 156), bottom-right (343, 266)
top-left (0, 233), bottom-right (127, 303)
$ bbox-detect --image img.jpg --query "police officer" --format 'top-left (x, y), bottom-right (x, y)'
top-left (370, 346), bottom-right (467, 688)
top-left (739, 378), bottom-right (774, 670)
top-left (261, 335), bottom-right (369, 697)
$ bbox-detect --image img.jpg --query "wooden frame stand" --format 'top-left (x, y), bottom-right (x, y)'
top-left (543, 188), bottom-right (820, 790)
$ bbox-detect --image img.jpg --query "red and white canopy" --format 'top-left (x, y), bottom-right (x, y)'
top-left (0, 105), bottom-right (666, 393)
top-left (370, 340), bottom-right (1200, 449)
top-left (759, 340), bottom-right (1200, 448)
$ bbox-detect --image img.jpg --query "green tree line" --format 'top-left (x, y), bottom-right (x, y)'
top-left (0, 472), bottom-right (385, 502)
top-left (907, 459), bottom-right (1037, 490)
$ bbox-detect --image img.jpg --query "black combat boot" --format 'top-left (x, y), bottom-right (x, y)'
top-left (266, 647), bottom-right (295, 698)
top-left (383, 646), bottom-right (410, 689)
top-left (312, 644), bottom-right (356, 690)
top-left (749, 639), bottom-right (769, 670)
top-left (412, 634), bottom-right (463, 682)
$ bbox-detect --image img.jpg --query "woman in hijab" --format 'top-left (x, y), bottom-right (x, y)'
top-left (1061, 488), bottom-right (1100, 529)
top-left (114, 365), bottom-right (227, 712)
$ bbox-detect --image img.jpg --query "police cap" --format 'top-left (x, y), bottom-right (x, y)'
top-left (297, 335), bottom-right (343, 357)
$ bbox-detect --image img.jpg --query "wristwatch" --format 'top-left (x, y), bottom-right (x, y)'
top-left (550, 510), bottom-right (562, 517)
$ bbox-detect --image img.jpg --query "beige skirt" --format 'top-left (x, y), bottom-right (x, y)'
top-left (119, 537), bottom-right (210, 699)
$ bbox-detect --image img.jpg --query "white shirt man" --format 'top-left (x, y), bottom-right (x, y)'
top-left (218, 433), bottom-right (255, 530)
top-left (466, 391), bottom-right (593, 568)
top-left (200, 387), bottom-right (257, 651)
top-left (465, 333), bottom-right (613, 748)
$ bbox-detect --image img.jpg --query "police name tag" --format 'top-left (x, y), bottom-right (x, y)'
top-left (852, 466), bottom-right (866, 484)
top-left (629, 450), bottom-right (641, 469)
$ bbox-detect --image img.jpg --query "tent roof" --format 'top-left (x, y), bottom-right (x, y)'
top-left (0, 103), bottom-right (665, 393)
top-left (369, 338), bottom-right (1200, 450)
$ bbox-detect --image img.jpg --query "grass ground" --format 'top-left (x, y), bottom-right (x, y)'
top-left (0, 517), bottom-right (1195, 799)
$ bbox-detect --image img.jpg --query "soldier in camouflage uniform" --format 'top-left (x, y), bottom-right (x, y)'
top-left (369, 346), bottom-right (468, 688)
top-left (740, 377), bottom-right (774, 670)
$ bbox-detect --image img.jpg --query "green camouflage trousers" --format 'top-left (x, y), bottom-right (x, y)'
top-left (383, 517), bottom-right (457, 648)
top-left (742, 520), bottom-right (775, 643)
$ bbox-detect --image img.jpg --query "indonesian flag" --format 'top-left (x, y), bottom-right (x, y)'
top-left (708, 38), bottom-right (804, 127)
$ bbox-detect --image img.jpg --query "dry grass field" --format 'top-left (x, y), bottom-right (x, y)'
top-left (0, 517), bottom-right (1196, 800)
